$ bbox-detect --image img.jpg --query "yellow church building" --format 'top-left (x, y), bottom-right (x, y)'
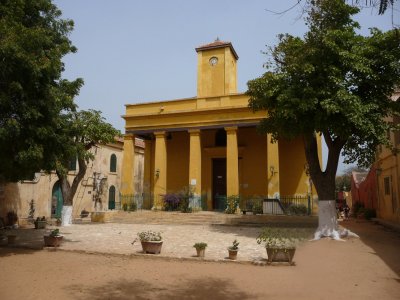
top-left (121, 40), bottom-right (317, 210)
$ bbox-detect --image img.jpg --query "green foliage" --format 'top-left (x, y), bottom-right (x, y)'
top-left (364, 208), bottom-right (377, 220)
top-left (49, 229), bottom-right (60, 237)
top-left (228, 239), bottom-right (239, 251)
top-left (193, 242), bottom-right (207, 250)
top-left (122, 203), bottom-right (128, 211)
top-left (225, 195), bottom-right (240, 214)
top-left (0, 0), bottom-right (83, 181)
top-left (137, 231), bottom-right (162, 242)
top-left (129, 202), bottom-right (137, 212)
top-left (257, 227), bottom-right (311, 249)
top-left (352, 201), bottom-right (365, 217)
top-left (287, 204), bottom-right (308, 215)
top-left (247, 0), bottom-right (400, 200)
top-left (178, 186), bottom-right (194, 213)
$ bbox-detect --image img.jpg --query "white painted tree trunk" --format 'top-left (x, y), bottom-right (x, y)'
top-left (314, 200), bottom-right (359, 240)
top-left (61, 205), bottom-right (73, 226)
top-left (314, 200), bottom-right (341, 240)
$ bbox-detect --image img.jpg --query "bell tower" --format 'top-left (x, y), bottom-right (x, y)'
top-left (195, 39), bottom-right (238, 98)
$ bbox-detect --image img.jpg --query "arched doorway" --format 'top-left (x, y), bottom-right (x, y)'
top-left (51, 181), bottom-right (63, 218)
top-left (108, 185), bottom-right (116, 210)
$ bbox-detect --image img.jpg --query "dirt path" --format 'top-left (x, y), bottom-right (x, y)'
top-left (0, 219), bottom-right (399, 300)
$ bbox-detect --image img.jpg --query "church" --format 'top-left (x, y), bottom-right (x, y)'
top-left (121, 40), bottom-right (320, 210)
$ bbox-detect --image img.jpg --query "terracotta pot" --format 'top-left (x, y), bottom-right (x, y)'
top-left (196, 248), bottom-right (205, 258)
top-left (266, 247), bottom-right (296, 264)
top-left (44, 235), bottom-right (63, 247)
top-left (228, 249), bottom-right (238, 260)
top-left (140, 241), bottom-right (163, 254)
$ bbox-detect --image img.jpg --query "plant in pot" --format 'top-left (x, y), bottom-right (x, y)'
top-left (256, 227), bottom-right (304, 265)
top-left (228, 239), bottom-right (239, 260)
top-left (44, 229), bottom-right (63, 247)
top-left (134, 231), bottom-right (163, 254)
top-left (193, 242), bottom-right (207, 258)
top-left (34, 216), bottom-right (47, 229)
top-left (6, 211), bottom-right (18, 228)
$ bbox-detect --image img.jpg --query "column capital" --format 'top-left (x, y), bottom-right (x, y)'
top-left (123, 134), bottom-right (135, 141)
top-left (154, 131), bottom-right (166, 137)
top-left (188, 129), bottom-right (201, 135)
top-left (224, 126), bottom-right (238, 133)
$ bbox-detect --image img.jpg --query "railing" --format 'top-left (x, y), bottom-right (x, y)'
top-left (118, 193), bottom-right (153, 211)
top-left (240, 195), bottom-right (311, 215)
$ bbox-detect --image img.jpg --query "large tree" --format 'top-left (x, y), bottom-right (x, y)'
top-left (53, 109), bottom-right (120, 225)
top-left (247, 0), bottom-right (400, 239)
top-left (0, 0), bottom-right (83, 181)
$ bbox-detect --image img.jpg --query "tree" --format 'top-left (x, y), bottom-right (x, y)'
top-left (247, 0), bottom-right (400, 239)
top-left (335, 167), bottom-right (366, 191)
top-left (0, 0), bottom-right (83, 181)
top-left (354, 0), bottom-right (397, 15)
top-left (53, 109), bottom-right (120, 224)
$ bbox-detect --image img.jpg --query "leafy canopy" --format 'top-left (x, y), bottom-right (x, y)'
top-left (247, 0), bottom-right (400, 169)
top-left (0, 0), bottom-right (83, 181)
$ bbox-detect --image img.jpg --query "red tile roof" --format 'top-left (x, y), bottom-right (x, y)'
top-left (195, 40), bottom-right (239, 60)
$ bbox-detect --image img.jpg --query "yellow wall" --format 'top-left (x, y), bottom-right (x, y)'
top-left (167, 131), bottom-right (189, 192)
top-left (279, 137), bottom-right (309, 196)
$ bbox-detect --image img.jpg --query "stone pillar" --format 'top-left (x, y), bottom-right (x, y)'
top-left (225, 126), bottom-right (239, 196)
top-left (188, 129), bottom-right (202, 195)
top-left (153, 131), bottom-right (167, 209)
top-left (121, 134), bottom-right (135, 195)
top-left (143, 139), bottom-right (152, 198)
top-left (267, 134), bottom-right (280, 198)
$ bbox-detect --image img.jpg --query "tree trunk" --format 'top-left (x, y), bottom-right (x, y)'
top-left (56, 157), bottom-right (88, 226)
top-left (303, 132), bottom-right (345, 240)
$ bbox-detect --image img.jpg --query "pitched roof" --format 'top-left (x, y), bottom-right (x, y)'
top-left (195, 40), bottom-right (239, 60)
top-left (352, 171), bottom-right (368, 188)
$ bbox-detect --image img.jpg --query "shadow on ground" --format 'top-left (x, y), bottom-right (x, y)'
top-left (342, 219), bottom-right (400, 277)
top-left (67, 278), bottom-right (253, 300)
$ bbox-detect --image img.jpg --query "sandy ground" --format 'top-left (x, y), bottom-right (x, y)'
top-left (0, 219), bottom-right (399, 300)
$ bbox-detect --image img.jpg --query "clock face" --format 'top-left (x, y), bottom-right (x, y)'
top-left (209, 56), bottom-right (218, 66)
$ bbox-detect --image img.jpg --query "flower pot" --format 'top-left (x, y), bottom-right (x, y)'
top-left (34, 220), bottom-right (47, 229)
top-left (140, 240), bottom-right (163, 254)
top-left (196, 248), bottom-right (205, 258)
top-left (7, 235), bottom-right (17, 245)
top-left (44, 235), bottom-right (63, 247)
top-left (228, 249), bottom-right (238, 260)
top-left (266, 247), bottom-right (296, 264)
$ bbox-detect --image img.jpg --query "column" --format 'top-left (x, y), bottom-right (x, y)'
top-left (189, 129), bottom-right (202, 195)
top-left (267, 133), bottom-right (280, 198)
top-left (225, 127), bottom-right (239, 196)
top-left (121, 134), bottom-right (135, 195)
top-left (153, 131), bottom-right (167, 209)
top-left (143, 139), bottom-right (152, 205)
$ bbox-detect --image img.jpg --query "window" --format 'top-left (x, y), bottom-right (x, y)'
top-left (69, 157), bottom-right (76, 171)
top-left (384, 177), bottom-right (391, 195)
top-left (215, 129), bottom-right (227, 147)
top-left (110, 154), bottom-right (117, 172)
top-left (108, 185), bottom-right (116, 210)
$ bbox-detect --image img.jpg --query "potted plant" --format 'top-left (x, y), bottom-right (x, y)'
top-left (256, 227), bottom-right (300, 265)
top-left (135, 231), bottom-right (163, 254)
top-left (44, 229), bottom-right (63, 247)
top-left (228, 239), bottom-right (239, 260)
top-left (6, 211), bottom-right (18, 228)
top-left (193, 242), bottom-right (207, 258)
top-left (34, 216), bottom-right (47, 229)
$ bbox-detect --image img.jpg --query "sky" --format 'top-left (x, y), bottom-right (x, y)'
top-left (54, 0), bottom-right (399, 174)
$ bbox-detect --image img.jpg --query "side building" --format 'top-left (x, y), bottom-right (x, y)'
top-left (0, 138), bottom-right (144, 224)
top-left (121, 40), bottom-right (321, 211)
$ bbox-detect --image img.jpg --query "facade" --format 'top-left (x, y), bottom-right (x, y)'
top-left (374, 90), bottom-right (400, 223)
top-left (121, 40), bottom-right (321, 210)
top-left (0, 139), bottom-right (144, 224)
top-left (351, 169), bottom-right (377, 210)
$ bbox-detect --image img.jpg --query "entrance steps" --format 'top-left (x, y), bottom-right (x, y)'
top-left (109, 210), bottom-right (318, 227)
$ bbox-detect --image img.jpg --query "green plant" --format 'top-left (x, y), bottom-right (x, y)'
top-left (352, 202), bottom-right (365, 217)
top-left (122, 203), bottom-right (128, 211)
top-left (49, 229), bottom-right (60, 237)
top-left (364, 208), bottom-right (376, 220)
top-left (225, 195), bottom-right (240, 214)
top-left (179, 186), bottom-right (194, 213)
top-left (193, 242), bottom-right (207, 250)
top-left (252, 200), bottom-right (263, 214)
top-left (287, 204), bottom-right (308, 216)
top-left (129, 201), bottom-right (137, 211)
top-left (228, 239), bottom-right (239, 251)
top-left (6, 211), bottom-right (18, 226)
top-left (257, 228), bottom-right (311, 249)
top-left (137, 231), bottom-right (162, 242)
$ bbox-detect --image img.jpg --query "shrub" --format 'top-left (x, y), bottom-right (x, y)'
top-left (163, 193), bottom-right (181, 211)
top-left (225, 195), bottom-right (240, 214)
top-left (122, 203), bottom-right (128, 211)
top-left (137, 231), bottom-right (162, 242)
top-left (257, 228), bottom-right (310, 249)
top-left (352, 202), bottom-right (364, 217)
top-left (287, 204), bottom-right (308, 215)
top-left (364, 208), bottom-right (376, 220)
top-left (228, 239), bottom-right (239, 251)
top-left (129, 201), bottom-right (137, 211)
top-left (193, 242), bottom-right (207, 250)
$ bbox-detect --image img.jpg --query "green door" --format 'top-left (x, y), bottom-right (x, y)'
top-left (108, 186), bottom-right (116, 210)
top-left (52, 181), bottom-right (63, 218)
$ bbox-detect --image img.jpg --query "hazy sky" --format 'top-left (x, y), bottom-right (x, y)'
top-left (54, 0), bottom-right (398, 174)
